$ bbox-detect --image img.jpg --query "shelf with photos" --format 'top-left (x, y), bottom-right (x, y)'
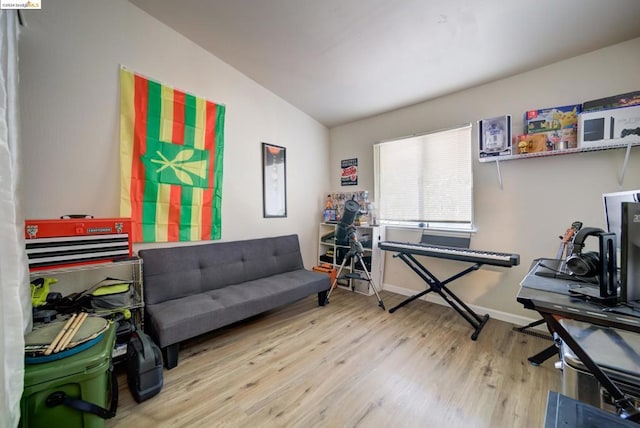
top-left (322, 190), bottom-right (375, 226)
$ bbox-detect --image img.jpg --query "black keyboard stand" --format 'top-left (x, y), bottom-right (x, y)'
top-left (528, 344), bottom-right (559, 366)
top-left (388, 252), bottom-right (490, 340)
top-left (515, 318), bottom-right (560, 366)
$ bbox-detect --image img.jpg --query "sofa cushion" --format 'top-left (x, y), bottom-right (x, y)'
top-left (140, 234), bottom-right (305, 305)
top-left (145, 269), bottom-right (329, 347)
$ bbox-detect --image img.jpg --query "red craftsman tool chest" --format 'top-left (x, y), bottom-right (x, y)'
top-left (25, 216), bottom-right (133, 271)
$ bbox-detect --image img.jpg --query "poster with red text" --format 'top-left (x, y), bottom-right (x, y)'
top-left (341, 158), bottom-right (358, 186)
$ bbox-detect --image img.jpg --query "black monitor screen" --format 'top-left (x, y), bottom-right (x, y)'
top-left (621, 201), bottom-right (640, 303)
top-left (603, 190), bottom-right (640, 250)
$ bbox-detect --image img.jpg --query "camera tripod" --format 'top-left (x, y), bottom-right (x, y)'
top-left (324, 227), bottom-right (385, 310)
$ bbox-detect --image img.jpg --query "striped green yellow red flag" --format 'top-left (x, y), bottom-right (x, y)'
top-left (119, 67), bottom-right (225, 242)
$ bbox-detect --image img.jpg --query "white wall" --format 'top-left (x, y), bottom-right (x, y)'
top-left (18, 0), bottom-right (330, 266)
top-left (330, 37), bottom-right (640, 324)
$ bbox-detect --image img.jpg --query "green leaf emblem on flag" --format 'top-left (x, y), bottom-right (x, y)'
top-left (142, 138), bottom-right (210, 188)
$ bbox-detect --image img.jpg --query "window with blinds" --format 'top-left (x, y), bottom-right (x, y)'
top-left (373, 124), bottom-right (474, 231)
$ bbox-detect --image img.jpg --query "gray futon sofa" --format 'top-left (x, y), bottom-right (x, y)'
top-left (139, 234), bottom-right (331, 369)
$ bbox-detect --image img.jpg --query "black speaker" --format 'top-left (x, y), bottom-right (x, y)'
top-left (566, 227), bottom-right (604, 277)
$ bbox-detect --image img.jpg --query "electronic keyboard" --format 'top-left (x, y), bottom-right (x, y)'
top-left (378, 241), bottom-right (520, 267)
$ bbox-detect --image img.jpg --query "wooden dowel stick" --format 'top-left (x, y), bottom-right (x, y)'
top-left (58, 312), bottom-right (88, 352)
top-left (55, 312), bottom-right (87, 353)
top-left (44, 313), bottom-right (77, 356)
top-left (53, 313), bottom-right (81, 354)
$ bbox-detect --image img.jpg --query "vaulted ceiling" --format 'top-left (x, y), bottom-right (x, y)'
top-left (130, 0), bottom-right (640, 127)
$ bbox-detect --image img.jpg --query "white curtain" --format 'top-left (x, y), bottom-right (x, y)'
top-left (0, 10), bottom-right (30, 428)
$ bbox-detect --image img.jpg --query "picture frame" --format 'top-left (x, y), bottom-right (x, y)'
top-left (262, 142), bottom-right (287, 218)
top-left (478, 114), bottom-right (512, 160)
top-left (323, 209), bottom-right (337, 223)
top-left (341, 158), bottom-right (358, 186)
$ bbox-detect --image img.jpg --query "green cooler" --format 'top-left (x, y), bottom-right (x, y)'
top-left (20, 322), bottom-right (116, 428)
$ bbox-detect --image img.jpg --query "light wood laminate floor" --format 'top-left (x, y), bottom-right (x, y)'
top-left (108, 289), bottom-right (560, 427)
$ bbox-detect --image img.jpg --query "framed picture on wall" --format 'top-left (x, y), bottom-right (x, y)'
top-left (262, 142), bottom-right (287, 218)
top-left (341, 158), bottom-right (358, 186)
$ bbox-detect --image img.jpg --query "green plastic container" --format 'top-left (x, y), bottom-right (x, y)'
top-left (20, 323), bottom-right (116, 428)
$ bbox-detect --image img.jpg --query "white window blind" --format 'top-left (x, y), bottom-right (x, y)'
top-left (373, 124), bottom-right (473, 230)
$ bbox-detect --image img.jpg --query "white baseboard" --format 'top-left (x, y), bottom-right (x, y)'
top-left (381, 283), bottom-right (548, 332)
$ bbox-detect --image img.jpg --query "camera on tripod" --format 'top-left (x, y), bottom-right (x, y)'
top-left (325, 198), bottom-right (385, 310)
top-left (335, 199), bottom-right (360, 245)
